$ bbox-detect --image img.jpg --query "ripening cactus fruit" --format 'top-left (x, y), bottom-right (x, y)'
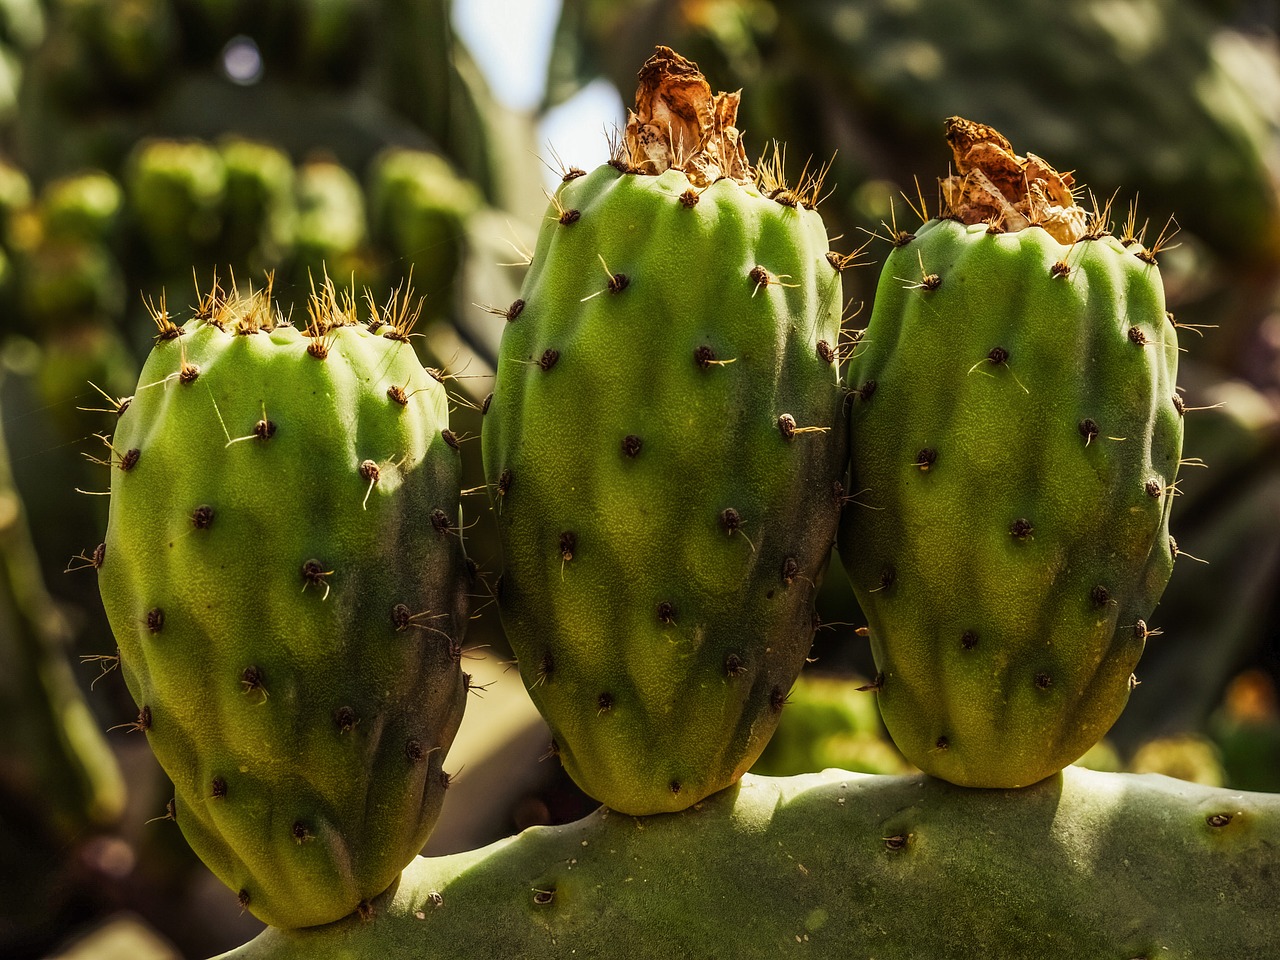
top-left (95, 278), bottom-right (469, 927)
top-left (292, 156), bottom-right (375, 293)
top-left (41, 170), bottom-right (123, 245)
top-left (839, 118), bottom-right (1184, 788)
top-left (482, 48), bottom-right (849, 815)
top-left (126, 139), bottom-right (226, 271)
top-left (367, 147), bottom-right (478, 322)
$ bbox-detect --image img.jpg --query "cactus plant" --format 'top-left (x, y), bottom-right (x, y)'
top-left (93, 278), bottom-right (471, 927)
top-left (0, 382), bottom-right (125, 840)
top-left (217, 767), bottom-right (1280, 960)
top-left (482, 47), bottom-right (848, 815)
top-left (839, 119), bottom-right (1183, 788)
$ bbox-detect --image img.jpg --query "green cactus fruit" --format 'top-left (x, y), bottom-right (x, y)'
top-left (126, 139), bottom-right (226, 272)
top-left (839, 119), bottom-right (1183, 788)
top-left (0, 156), bottom-right (30, 222)
top-left (1129, 734), bottom-right (1224, 786)
top-left (17, 239), bottom-right (124, 331)
top-left (293, 156), bottom-right (377, 293)
top-left (218, 138), bottom-right (296, 269)
top-left (219, 768), bottom-right (1280, 960)
top-left (0, 0), bottom-right (39, 123)
top-left (367, 148), bottom-right (478, 322)
top-left (482, 48), bottom-right (849, 815)
top-left (95, 280), bottom-right (470, 927)
top-left (0, 0), bottom-right (45, 52)
top-left (41, 170), bottom-right (123, 244)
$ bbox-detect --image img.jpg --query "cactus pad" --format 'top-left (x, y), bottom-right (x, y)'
top-left (219, 768), bottom-right (1280, 960)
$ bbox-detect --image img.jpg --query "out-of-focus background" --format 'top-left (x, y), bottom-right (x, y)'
top-left (2, 0), bottom-right (1279, 956)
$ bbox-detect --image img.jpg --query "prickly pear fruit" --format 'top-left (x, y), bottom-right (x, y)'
top-left (839, 118), bottom-right (1183, 788)
top-left (95, 279), bottom-right (469, 927)
top-left (218, 137), bottom-right (295, 269)
top-left (482, 48), bottom-right (849, 815)
top-left (126, 139), bottom-right (226, 271)
top-left (292, 156), bottom-right (375, 292)
top-left (41, 170), bottom-right (122, 244)
top-left (367, 148), bottom-right (478, 323)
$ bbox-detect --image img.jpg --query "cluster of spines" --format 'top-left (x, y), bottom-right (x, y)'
top-left (142, 269), bottom-right (431, 349)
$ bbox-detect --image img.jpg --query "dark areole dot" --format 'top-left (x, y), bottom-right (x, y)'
top-left (781, 556), bottom-right (799, 585)
top-left (334, 706), bottom-right (357, 732)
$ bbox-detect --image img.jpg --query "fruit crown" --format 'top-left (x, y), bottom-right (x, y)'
top-left (623, 46), bottom-right (752, 187)
top-left (143, 271), bottom-right (425, 347)
top-left (940, 117), bottom-right (1086, 243)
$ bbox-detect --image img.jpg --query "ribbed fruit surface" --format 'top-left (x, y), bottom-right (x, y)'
top-left (483, 164), bottom-right (848, 814)
top-left (840, 219), bottom-right (1182, 787)
top-left (98, 304), bottom-right (468, 927)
